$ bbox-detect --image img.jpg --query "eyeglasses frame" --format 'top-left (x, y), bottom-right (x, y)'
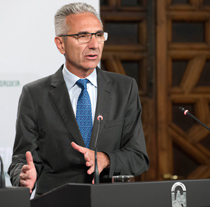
top-left (59, 31), bottom-right (108, 43)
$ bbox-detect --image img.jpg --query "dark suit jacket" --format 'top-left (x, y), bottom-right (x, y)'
top-left (8, 65), bottom-right (149, 195)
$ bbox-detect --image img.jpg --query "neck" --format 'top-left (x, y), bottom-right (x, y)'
top-left (65, 65), bottom-right (95, 78)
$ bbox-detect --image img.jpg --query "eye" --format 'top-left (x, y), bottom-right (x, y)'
top-left (96, 32), bottom-right (103, 37)
top-left (78, 33), bottom-right (87, 38)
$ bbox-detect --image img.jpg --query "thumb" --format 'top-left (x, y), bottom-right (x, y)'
top-left (71, 142), bottom-right (87, 154)
top-left (26, 151), bottom-right (35, 167)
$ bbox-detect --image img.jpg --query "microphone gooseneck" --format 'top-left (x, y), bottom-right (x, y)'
top-left (94, 114), bottom-right (103, 184)
top-left (179, 107), bottom-right (210, 131)
top-left (0, 156), bottom-right (5, 188)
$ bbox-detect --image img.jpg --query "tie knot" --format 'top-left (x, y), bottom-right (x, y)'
top-left (76, 79), bottom-right (89, 89)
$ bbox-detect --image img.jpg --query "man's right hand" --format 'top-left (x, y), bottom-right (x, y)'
top-left (19, 151), bottom-right (37, 193)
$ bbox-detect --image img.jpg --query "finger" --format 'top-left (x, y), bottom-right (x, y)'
top-left (21, 165), bottom-right (31, 173)
top-left (84, 151), bottom-right (91, 162)
top-left (20, 179), bottom-right (29, 187)
top-left (19, 172), bottom-right (31, 180)
top-left (87, 165), bottom-right (95, 175)
top-left (71, 142), bottom-right (87, 154)
top-left (85, 158), bottom-right (95, 167)
top-left (84, 155), bottom-right (90, 162)
top-left (92, 178), bottom-right (95, 184)
top-left (87, 163), bottom-right (103, 175)
top-left (88, 162), bottom-right (103, 175)
top-left (26, 151), bottom-right (35, 167)
top-left (85, 158), bottom-right (94, 167)
top-left (86, 161), bottom-right (91, 167)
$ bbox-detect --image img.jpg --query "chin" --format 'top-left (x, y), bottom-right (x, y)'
top-left (83, 64), bottom-right (98, 70)
top-left (79, 56), bottom-right (102, 70)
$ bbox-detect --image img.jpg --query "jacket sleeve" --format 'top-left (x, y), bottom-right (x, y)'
top-left (105, 79), bottom-right (149, 177)
top-left (7, 85), bottom-right (43, 186)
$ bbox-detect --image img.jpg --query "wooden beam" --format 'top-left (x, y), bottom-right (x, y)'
top-left (157, 0), bottom-right (172, 179)
top-left (180, 55), bottom-right (206, 93)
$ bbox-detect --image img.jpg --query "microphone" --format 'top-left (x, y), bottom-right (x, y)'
top-left (94, 114), bottom-right (103, 184)
top-left (179, 107), bottom-right (210, 131)
top-left (0, 156), bottom-right (5, 188)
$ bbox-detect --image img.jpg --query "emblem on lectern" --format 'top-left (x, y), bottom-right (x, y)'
top-left (171, 182), bottom-right (187, 207)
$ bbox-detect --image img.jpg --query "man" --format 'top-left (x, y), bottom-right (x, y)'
top-left (8, 2), bottom-right (149, 197)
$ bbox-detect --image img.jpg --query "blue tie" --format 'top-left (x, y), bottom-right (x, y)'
top-left (76, 79), bottom-right (92, 148)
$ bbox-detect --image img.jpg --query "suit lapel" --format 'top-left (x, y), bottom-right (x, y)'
top-left (49, 66), bottom-right (112, 149)
top-left (49, 66), bottom-right (85, 147)
top-left (89, 67), bottom-right (112, 150)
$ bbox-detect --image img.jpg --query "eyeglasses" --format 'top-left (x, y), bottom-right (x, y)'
top-left (59, 31), bottom-right (108, 44)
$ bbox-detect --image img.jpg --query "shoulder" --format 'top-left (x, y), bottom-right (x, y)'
top-left (100, 69), bottom-right (133, 81)
top-left (25, 75), bottom-right (52, 88)
top-left (98, 68), bottom-right (137, 89)
top-left (23, 67), bottom-right (63, 91)
top-left (98, 68), bottom-right (135, 82)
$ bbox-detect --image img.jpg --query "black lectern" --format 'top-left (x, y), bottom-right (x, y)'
top-left (31, 179), bottom-right (210, 207)
top-left (0, 187), bottom-right (30, 207)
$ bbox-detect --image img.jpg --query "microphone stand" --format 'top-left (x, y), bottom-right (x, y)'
top-left (0, 156), bottom-right (5, 188)
top-left (179, 107), bottom-right (210, 132)
top-left (94, 115), bottom-right (102, 184)
top-left (94, 148), bottom-right (99, 184)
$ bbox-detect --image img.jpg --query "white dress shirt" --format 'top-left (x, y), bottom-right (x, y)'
top-left (62, 65), bottom-right (97, 124)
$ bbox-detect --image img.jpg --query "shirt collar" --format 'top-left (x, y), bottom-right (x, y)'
top-left (62, 64), bottom-right (97, 90)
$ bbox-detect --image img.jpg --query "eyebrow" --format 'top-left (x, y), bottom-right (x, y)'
top-left (77, 30), bottom-right (104, 34)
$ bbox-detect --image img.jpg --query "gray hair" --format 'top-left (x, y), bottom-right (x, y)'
top-left (54, 2), bottom-right (103, 36)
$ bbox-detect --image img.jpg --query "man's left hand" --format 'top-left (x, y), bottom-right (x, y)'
top-left (71, 142), bottom-right (110, 183)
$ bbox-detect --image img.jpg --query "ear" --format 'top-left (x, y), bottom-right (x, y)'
top-left (54, 37), bottom-right (65, 55)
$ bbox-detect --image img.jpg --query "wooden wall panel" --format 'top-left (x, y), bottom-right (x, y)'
top-left (101, 0), bottom-right (210, 181)
top-left (157, 0), bottom-right (210, 180)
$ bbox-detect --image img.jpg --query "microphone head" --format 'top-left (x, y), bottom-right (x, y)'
top-left (179, 107), bottom-right (189, 115)
top-left (179, 107), bottom-right (185, 112)
top-left (184, 110), bottom-right (189, 115)
top-left (97, 115), bottom-right (103, 121)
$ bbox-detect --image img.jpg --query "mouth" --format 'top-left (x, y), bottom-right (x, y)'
top-left (85, 54), bottom-right (98, 60)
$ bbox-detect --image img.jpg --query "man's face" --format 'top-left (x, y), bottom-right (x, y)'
top-left (55, 13), bottom-right (104, 77)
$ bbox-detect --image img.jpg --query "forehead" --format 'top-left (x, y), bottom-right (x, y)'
top-left (66, 13), bottom-right (103, 33)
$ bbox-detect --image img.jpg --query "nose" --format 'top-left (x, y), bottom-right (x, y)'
top-left (88, 34), bottom-right (99, 49)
